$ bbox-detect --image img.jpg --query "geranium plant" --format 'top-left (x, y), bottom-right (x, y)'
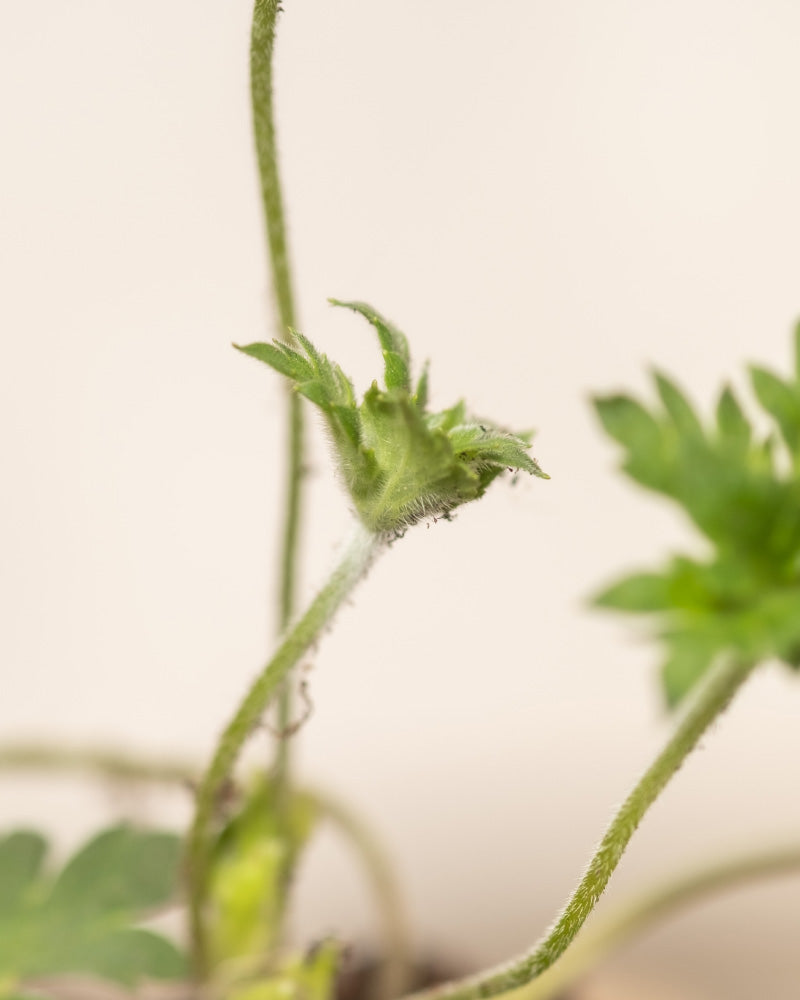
top-left (2, 3), bottom-right (799, 1000)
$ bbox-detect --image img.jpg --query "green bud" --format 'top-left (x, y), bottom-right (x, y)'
top-left (236, 300), bottom-right (548, 534)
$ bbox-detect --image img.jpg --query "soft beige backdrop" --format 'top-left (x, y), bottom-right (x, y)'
top-left (2, 2), bottom-right (800, 997)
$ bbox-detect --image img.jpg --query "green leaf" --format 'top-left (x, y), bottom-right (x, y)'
top-left (329, 299), bottom-right (411, 391)
top-left (235, 341), bottom-right (313, 383)
top-left (48, 826), bottom-right (181, 917)
top-left (593, 394), bottom-right (672, 493)
top-left (0, 824), bottom-right (186, 988)
top-left (426, 399), bottom-right (467, 434)
top-left (594, 326), bottom-right (800, 706)
top-left (749, 365), bottom-right (800, 453)
top-left (0, 833), bottom-right (47, 915)
top-left (594, 394), bottom-right (661, 450)
top-left (653, 371), bottom-right (704, 438)
top-left (593, 573), bottom-right (672, 612)
top-left (415, 363), bottom-right (430, 410)
top-left (661, 636), bottom-right (716, 708)
top-left (31, 928), bottom-right (186, 985)
top-left (715, 385), bottom-right (751, 453)
top-left (78, 928), bottom-right (185, 984)
top-left (383, 350), bottom-right (411, 392)
top-left (448, 424), bottom-right (545, 478)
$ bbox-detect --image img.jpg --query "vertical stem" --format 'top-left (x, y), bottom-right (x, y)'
top-left (404, 656), bottom-right (755, 1000)
top-left (251, 0), bottom-right (297, 337)
top-left (250, 0), bottom-right (303, 808)
top-left (187, 523), bottom-right (381, 977)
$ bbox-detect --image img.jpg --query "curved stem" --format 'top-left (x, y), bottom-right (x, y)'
top-left (187, 522), bottom-right (381, 978)
top-left (510, 840), bottom-right (800, 1000)
top-left (251, 0), bottom-right (305, 804)
top-left (403, 656), bottom-right (755, 1000)
top-left (309, 789), bottom-right (413, 1000)
top-left (0, 744), bottom-right (195, 786)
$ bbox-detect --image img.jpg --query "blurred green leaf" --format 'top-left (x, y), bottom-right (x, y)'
top-left (661, 632), bottom-right (717, 709)
top-left (749, 365), bottom-right (800, 454)
top-left (0, 833), bottom-right (47, 915)
top-left (593, 325), bottom-right (800, 706)
top-left (715, 385), bottom-right (751, 453)
top-left (48, 826), bottom-right (181, 917)
top-left (593, 573), bottom-right (673, 612)
top-left (0, 825), bottom-right (186, 990)
top-left (653, 371), bottom-right (704, 439)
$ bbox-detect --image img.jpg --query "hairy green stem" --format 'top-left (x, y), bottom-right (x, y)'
top-left (510, 840), bottom-right (800, 1000)
top-left (404, 656), bottom-right (754, 1000)
top-left (251, 0), bottom-right (305, 804)
top-left (252, 0), bottom-right (296, 338)
top-left (187, 522), bottom-right (381, 978)
top-left (309, 789), bottom-right (413, 1000)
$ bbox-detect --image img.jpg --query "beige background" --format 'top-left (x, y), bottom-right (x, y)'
top-left (2, 1), bottom-right (800, 997)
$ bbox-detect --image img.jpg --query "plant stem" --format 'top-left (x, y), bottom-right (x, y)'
top-left (251, 0), bottom-right (304, 802)
top-left (509, 840), bottom-right (800, 1000)
top-left (403, 656), bottom-right (755, 1000)
top-left (252, 0), bottom-right (296, 339)
top-left (0, 744), bottom-right (195, 786)
top-left (187, 522), bottom-right (381, 978)
top-left (309, 788), bottom-right (413, 1000)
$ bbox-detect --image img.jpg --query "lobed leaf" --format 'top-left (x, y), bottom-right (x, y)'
top-left (0, 824), bottom-right (186, 989)
top-left (594, 324), bottom-right (800, 706)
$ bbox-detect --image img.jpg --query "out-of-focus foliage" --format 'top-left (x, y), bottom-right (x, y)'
top-left (0, 825), bottom-right (185, 995)
top-left (225, 940), bottom-right (341, 1000)
top-left (594, 324), bottom-right (800, 706)
top-left (208, 775), bottom-right (318, 969)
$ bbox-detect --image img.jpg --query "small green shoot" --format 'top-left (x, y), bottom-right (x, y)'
top-left (236, 299), bottom-right (547, 535)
